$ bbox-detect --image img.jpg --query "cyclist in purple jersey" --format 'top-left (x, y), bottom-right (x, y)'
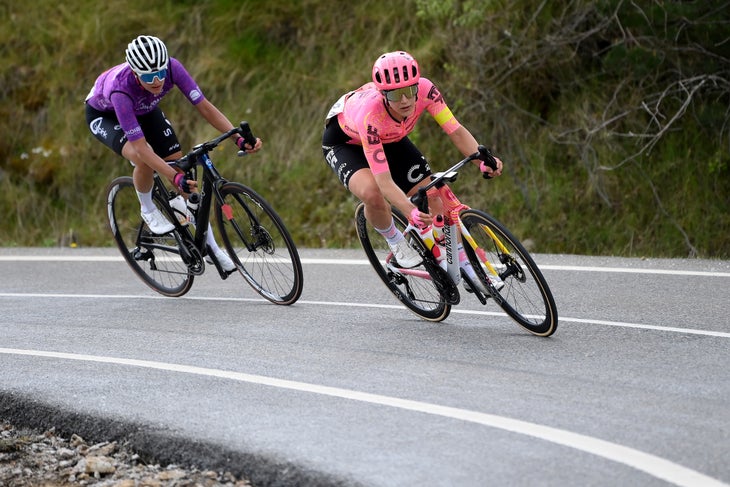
top-left (86, 35), bottom-right (262, 270)
top-left (322, 51), bottom-right (502, 272)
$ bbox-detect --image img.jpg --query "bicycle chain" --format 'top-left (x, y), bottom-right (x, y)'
top-left (422, 255), bottom-right (460, 305)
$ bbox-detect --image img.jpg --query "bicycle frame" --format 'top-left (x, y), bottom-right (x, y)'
top-left (150, 123), bottom-right (260, 276)
top-left (391, 149), bottom-right (504, 287)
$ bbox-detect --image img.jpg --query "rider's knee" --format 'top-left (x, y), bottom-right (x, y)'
top-left (359, 186), bottom-right (388, 210)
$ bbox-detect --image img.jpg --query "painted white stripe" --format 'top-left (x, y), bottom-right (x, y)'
top-left (538, 264), bottom-right (730, 277)
top-left (1, 255), bottom-right (728, 277)
top-left (0, 347), bottom-right (725, 487)
top-left (1, 292), bottom-right (728, 338)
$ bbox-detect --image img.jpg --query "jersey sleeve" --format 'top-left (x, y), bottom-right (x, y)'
top-left (170, 58), bottom-right (205, 105)
top-left (360, 111), bottom-right (390, 176)
top-left (422, 78), bottom-right (461, 135)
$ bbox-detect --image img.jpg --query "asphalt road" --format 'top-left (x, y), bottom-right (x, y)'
top-left (1, 247), bottom-right (728, 487)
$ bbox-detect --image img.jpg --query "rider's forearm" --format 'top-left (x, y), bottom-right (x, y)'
top-left (377, 175), bottom-right (416, 216)
top-left (195, 99), bottom-right (236, 134)
top-left (448, 126), bottom-right (480, 158)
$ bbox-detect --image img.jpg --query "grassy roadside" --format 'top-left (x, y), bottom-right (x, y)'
top-left (1, 0), bottom-right (728, 257)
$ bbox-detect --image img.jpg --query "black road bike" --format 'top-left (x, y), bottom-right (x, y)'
top-left (106, 122), bottom-right (303, 305)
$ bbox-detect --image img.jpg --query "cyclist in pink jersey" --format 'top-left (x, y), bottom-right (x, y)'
top-left (86, 35), bottom-right (262, 270)
top-left (323, 51), bottom-right (502, 277)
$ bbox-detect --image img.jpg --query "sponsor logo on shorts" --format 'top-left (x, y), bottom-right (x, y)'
top-left (407, 163), bottom-right (426, 183)
top-left (89, 117), bottom-right (108, 139)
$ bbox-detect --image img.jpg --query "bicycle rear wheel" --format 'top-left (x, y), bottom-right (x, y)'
top-left (460, 209), bottom-right (557, 336)
top-left (106, 176), bottom-right (194, 297)
top-left (354, 203), bottom-right (452, 322)
top-left (215, 182), bottom-right (303, 305)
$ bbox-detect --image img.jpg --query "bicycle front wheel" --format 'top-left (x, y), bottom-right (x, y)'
top-left (216, 182), bottom-right (303, 305)
top-left (106, 176), bottom-right (194, 297)
top-left (461, 209), bottom-right (558, 336)
top-left (355, 203), bottom-right (452, 322)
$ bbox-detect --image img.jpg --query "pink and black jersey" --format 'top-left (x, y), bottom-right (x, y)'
top-left (85, 58), bottom-right (204, 143)
top-left (332, 78), bottom-right (461, 174)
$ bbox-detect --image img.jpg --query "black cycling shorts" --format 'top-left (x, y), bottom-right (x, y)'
top-left (322, 119), bottom-right (431, 192)
top-left (85, 104), bottom-right (181, 159)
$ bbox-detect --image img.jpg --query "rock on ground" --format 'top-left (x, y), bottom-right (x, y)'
top-left (0, 421), bottom-right (253, 486)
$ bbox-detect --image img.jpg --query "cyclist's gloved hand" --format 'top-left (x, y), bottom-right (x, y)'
top-left (236, 136), bottom-right (262, 157)
top-left (174, 173), bottom-right (196, 193)
top-left (478, 146), bottom-right (500, 179)
top-left (236, 136), bottom-right (248, 154)
top-left (409, 207), bottom-right (426, 228)
top-left (479, 160), bottom-right (495, 179)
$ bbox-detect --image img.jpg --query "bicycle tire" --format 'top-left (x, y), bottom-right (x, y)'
top-left (106, 176), bottom-right (194, 297)
top-left (354, 203), bottom-right (452, 322)
top-left (215, 182), bottom-right (303, 305)
top-left (460, 209), bottom-right (558, 336)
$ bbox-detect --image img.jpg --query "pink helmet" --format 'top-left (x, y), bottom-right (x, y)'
top-left (371, 51), bottom-right (420, 90)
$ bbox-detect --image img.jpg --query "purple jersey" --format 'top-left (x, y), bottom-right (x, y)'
top-left (85, 58), bottom-right (204, 142)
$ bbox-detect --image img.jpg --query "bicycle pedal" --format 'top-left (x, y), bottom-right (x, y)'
top-left (220, 268), bottom-right (237, 280)
top-left (132, 247), bottom-right (152, 261)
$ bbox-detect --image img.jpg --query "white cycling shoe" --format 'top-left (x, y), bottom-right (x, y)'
top-left (141, 208), bottom-right (174, 235)
top-left (462, 261), bottom-right (505, 294)
top-left (389, 239), bottom-right (422, 268)
top-left (207, 247), bottom-right (236, 272)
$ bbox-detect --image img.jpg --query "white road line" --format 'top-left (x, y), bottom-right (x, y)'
top-left (1, 292), bottom-right (728, 338)
top-left (0, 347), bottom-right (725, 487)
top-left (1, 255), bottom-right (729, 277)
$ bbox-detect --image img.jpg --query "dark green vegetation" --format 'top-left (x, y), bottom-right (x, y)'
top-left (2, 0), bottom-right (728, 257)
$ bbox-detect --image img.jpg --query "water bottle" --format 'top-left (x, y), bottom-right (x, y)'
top-left (431, 215), bottom-right (446, 270)
top-left (186, 192), bottom-right (200, 226)
top-left (169, 195), bottom-right (188, 226)
top-left (419, 215), bottom-right (447, 270)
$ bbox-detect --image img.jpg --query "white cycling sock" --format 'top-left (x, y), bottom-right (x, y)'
top-left (206, 223), bottom-right (222, 252)
top-left (136, 190), bottom-right (156, 214)
top-left (458, 243), bottom-right (478, 279)
top-left (374, 219), bottom-right (403, 246)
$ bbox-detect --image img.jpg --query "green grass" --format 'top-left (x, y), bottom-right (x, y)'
top-left (1, 0), bottom-right (728, 257)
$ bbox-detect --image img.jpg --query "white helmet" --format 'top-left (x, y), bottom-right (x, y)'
top-left (125, 35), bottom-right (169, 74)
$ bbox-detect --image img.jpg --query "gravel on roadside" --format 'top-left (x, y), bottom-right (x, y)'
top-left (0, 421), bottom-right (253, 486)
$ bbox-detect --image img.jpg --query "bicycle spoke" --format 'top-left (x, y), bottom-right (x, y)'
top-left (106, 176), bottom-right (194, 297)
top-left (461, 209), bottom-right (557, 336)
top-left (355, 203), bottom-right (451, 322)
top-left (216, 182), bottom-right (303, 305)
